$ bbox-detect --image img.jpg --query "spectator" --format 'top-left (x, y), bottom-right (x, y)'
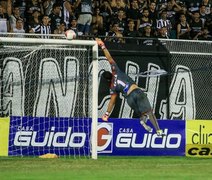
top-left (176, 13), bottom-right (191, 39)
top-left (205, 7), bottom-right (212, 35)
top-left (199, 4), bottom-right (207, 26)
top-left (29, 15), bottom-right (51, 39)
top-left (111, 0), bottom-right (128, 17)
top-left (10, 5), bottom-right (24, 29)
top-left (75, 0), bottom-right (93, 35)
top-left (187, 0), bottom-right (201, 13)
top-left (0, 0), bottom-right (12, 15)
top-left (43, 0), bottom-right (56, 15)
top-left (0, 4), bottom-right (10, 32)
top-left (25, 0), bottom-right (44, 23)
top-left (105, 22), bottom-right (125, 43)
top-left (100, 0), bottom-right (113, 34)
top-left (148, 1), bottom-right (158, 29)
top-left (156, 10), bottom-right (172, 36)
top-left (61, 0), bottom-right (74, 29)
top-left (190, 11), bottom-right (204, 39)
top-left (193, 27), bottom-right (212, 40)
top-left (123, 19), bottom-right (140, 44)
top-left (137, 0), bottom-right (148, 12)
top-left (49, 3), bottom-right (63, 33)
top-left (110, 0), bottom-right (116, 8)
top-left (54, 21), bottom-right (66, 36)
top-left (111, 0), bottom-right (127, 10)
top-left (27, 9), bottom-right (41, 33)
top-left (166, 0), bottom-right (182, 19)
top-left (69, 17), bottom-right (80, 36)
top-left (126, 0), bottom-right (141, 30)
top-left (92, 0), bottom-right (100, 8)
top-left (157, 0), bottom-right (168, 12)
top-left (15, 0), bottom-right (27, 18)
top-left (201, 0), bottom-right (211, 15)
top-left (4, 0), bottom-right (212, 43)
top-left (166, 0), bottom-right (182, 38)
top-left (138, 8), bottom-right (153, 35)
top-left (91, 7), bottom-right (104, 36)
top-left (140, 25), bottom-right (155, 45)
top-left (11, 18), bottom-right (25, 38)
top-left (157, 26), bottom-right (169, 38)
top-left (111, 8), bottom-right (127, 33)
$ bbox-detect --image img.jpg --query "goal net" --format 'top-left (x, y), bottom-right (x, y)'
top-left (0, 37), bottom-right (98, 159)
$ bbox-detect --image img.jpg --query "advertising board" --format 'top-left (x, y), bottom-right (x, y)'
top-left (186, 120), bottom-right (212, 158)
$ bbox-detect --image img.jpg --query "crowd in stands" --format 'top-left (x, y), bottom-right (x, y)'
top-left (0, 0), bottom-right (211, 44)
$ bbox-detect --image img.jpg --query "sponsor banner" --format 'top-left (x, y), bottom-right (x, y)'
top-left (98, 118), bottom-right (185, 156)
top-left (8, 116), bottom-right (185, 156)
top-left (186, 144), bottom-right (212, 158)
top-left (0, 117), bottom-right (10, 156)
top-left (9, 116), bottom-right (91, 156)
top-left (186, 120), bottom-right (212, 158)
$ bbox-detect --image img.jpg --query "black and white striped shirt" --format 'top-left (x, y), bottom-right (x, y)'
top-left (156, 19), bottom-right (172, 30)
top-left (33, 24), bottom-right (51, 39)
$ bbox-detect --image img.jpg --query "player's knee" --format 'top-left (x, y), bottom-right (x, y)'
top-left (140, 114), bottom-right (147, 122)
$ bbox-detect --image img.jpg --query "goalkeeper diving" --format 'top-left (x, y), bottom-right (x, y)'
top-left (96, 38), bottom-right (165, 136)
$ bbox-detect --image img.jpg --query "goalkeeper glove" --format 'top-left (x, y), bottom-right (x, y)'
top-left (96, 38), bottom-right (106, 50)
top-left (102, 112), bottom-right (109, 121)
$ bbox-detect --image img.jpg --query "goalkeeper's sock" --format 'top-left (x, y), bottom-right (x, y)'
top-left (140, 120), bottom-right (153, 132)
top-left (140, 115), bottom-right (148, 123)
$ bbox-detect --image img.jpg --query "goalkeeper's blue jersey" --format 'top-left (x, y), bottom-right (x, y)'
top-left (110, 62), bottom-right (135, 97)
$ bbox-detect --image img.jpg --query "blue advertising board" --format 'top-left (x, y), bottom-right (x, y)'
top-left (8, 116), bottom-right (185, 156)
top-left (98, 118), bottom-right (185, 156)
top-left (9, 116), bottom-right (91, 156)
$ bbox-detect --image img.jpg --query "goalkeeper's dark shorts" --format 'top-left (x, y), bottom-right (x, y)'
top-left (126, 88), bottom-right (152, 116)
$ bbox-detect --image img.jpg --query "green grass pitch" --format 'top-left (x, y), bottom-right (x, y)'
top-left (0, 156), bottom-right (211, 180)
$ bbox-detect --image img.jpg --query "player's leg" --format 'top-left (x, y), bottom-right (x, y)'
top-left (140, 114), bottom-right (153, 132)
top-left (146, 110), bottom-right (160, 131)
top-left (126, 89), bottom-right (152, 132)
top-left (137, 89), bottom-right (165, 136)
top-left (146, 110), bottom-right (165, 136)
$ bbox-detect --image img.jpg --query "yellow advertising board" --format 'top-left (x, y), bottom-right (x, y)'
top-left (186, 120), bottom-right (212, 158)
top-left (0, 117), bottom-right (10, 156)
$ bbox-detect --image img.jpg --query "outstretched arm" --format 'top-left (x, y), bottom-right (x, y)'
top-left (96, 38), bottom-right (115, 64)
top-left (102, 94), bottom-right (118, 121)
top-left (96, 38), bottom-right (118, 121)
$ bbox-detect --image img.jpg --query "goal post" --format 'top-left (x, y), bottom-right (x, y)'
top-left (0, 37), bottom-right (98, 159)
